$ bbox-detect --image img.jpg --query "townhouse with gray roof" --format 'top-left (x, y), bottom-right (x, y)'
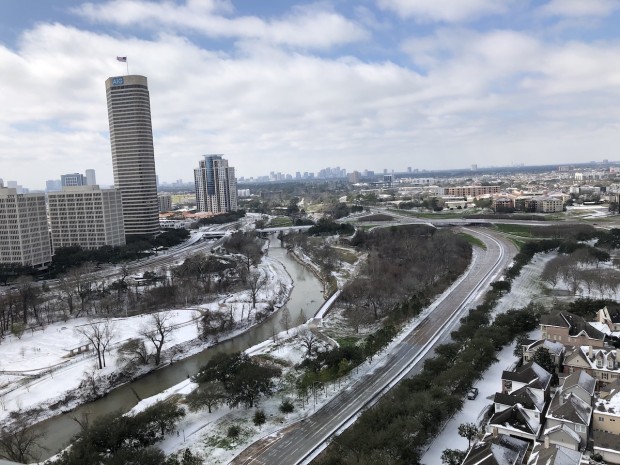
top-left (463, 432), bottom-right (529, 465)
top-left (527, 438), bottom-right (582, 465)
top-left (502, 362), bottom-right (553, 403)
top-left (540, 311), bottom-right (606, 348)
top-left (563, 346), bottom-right (620, 389)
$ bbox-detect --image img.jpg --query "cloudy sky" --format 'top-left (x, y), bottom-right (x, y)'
top-left (1, 0), bottom-right (620, 188)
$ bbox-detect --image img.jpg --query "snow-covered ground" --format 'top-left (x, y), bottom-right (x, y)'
top-left (0, 255), bottom-right (293, 431)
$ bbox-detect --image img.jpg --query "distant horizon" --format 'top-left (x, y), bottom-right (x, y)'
top-left (7, 159), bottom-right (618, 192)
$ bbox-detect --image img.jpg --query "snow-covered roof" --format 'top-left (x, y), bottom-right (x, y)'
top-left (528, 441), bottom-right (582, 465)
top-left (464, 434), bottom-right (529, 465)
top-left (589, 322), bottom-right (613, 336)
top-left (489, 404), bottom-right (541, 436)
top-left (543, 424), bottom-right (581, 444)
top-left (541, 311), bottom-right (606, 340)
top-left (547, 392), bottom-right (592, 426)
top-left (503, 362), bottom-right (552, 391)
top-left (561, 370), bottom-right (596, 397)
top-left (567, 346), bottom-right (620, 374)
top-left (495, 386), bottom-right (545, 413)
top-left (595, 383), bottom-right (620, 416)
top-left (525, 339), bottom-right (565, 356)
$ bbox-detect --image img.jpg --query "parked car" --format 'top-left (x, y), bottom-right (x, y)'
top-left (467, 388), bottom-right (479, 400)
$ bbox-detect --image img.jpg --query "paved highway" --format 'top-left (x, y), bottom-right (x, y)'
top-left (230, 227), bottom-right (516, 465)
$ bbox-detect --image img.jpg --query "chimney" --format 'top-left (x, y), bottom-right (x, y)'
top-left (589, 346), bottom-right (593, 359)
top-left (544, 435), bottom-right (550, 449)
top-left (492, 426), bottom-right (499, 438)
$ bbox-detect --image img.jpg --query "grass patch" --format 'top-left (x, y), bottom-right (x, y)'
top-left (268, 216), bottom-right (293, 227)
top-left (204, 424), bottom-right (252, 450)
top-left (458, 233), bottom-right (486, 250)
top-left (335, 248), bottom-right (358, 264)
top-left (336, 336), bottom-right (363, 347)
top-left (494, 223), bottom-right (536, 237)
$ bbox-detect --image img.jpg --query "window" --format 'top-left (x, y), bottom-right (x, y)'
top-left (575, 424), bottom-right (586, 433)
top-left (600, 417), bottom-right (605, 422)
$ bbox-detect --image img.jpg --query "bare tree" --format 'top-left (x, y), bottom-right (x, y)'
top-left (75, 319), bottom-right (115, 369)
top-left (141, 311), bottom-right (174, 365)
top-left (0, 413), bottom-right (45, 463)
top-left (296, 308), bottom-right (308, 326)
top-left (247, 269), bottom-right (266, 309)
top-left (70, 263), bottom-right (97, 316)
top-left (280, 308), bottom-right (291, 333)
top-left (117, 338), bottom-right (151, 365)
top-left (541, 259), bottom-right (560, 289)
top-left (298, 328), bottom-right (319, 356)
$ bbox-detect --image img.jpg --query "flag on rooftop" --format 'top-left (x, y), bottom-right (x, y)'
top-left (116, 56), bottom-right (127, 62)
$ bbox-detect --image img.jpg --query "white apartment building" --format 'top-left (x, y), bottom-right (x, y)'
top-left (0, 186), bottom-right (51, 268)
top-left (47, 186), bottom-right (125, 252)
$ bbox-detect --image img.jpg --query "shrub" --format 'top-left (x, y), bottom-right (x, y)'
top-left (227, 424), bottom-right (241, 439)
top-left (279, 399), bottom-right (295, 413)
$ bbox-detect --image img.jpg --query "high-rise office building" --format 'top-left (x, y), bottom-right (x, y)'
top-left (0, 186), bottom-right (51, 268)
top-left (61, 173), bottom-right (87, 187)
top-left (85, 169), bottom-right (96, 186)
top-left (105, 75), bottom-right (159, 237)
top-left (194, 155), bottom-right (238, 214)
top-left (48, 185), bottom-right (125, 252)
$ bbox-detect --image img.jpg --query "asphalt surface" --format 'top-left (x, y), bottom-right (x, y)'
top-left (230, 228), bottom-right (516, 465)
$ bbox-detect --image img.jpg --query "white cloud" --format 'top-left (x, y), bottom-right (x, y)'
top-left (377, 0), bottom-right (512, 22)
top-left (3, 11), bottom-right (620, 189)
top-left (539, 0), bottom-right (619, 17)
top-left (74, 0), bottom-right (368, 49)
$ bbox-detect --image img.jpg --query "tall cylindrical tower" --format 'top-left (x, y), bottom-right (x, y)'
top-left (105, 75), bottom-right (159, 237)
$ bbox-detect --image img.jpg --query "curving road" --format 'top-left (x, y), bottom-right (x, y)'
top-left (229, 227), bottom-right (516, 465)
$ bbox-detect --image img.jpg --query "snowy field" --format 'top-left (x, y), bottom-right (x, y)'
top-left (0, 255), bottom-right (293, 430)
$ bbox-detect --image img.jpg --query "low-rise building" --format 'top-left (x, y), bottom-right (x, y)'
top-left (522, 339), bottom-right (565, 373)
top-left (444, 185), bottom-right (501, 197)
top-left (463, 433), bottom-right (529, 465)
top-left (541, 311), bottom-right (606, 348)
top-left (563, 346), bottom-right (620, 388)
top-left (527, 438), bottom-right (582, 465)
top-left (501, 362), bottom-right (552, 402)
top-left (545, 387), bottom-right (593, 450)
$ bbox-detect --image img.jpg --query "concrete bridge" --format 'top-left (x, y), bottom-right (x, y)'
top-left (255, 225), bottom-right (313, 234)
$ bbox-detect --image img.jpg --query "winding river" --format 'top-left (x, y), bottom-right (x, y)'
top-left (30, 239), bottom-right (325, 461)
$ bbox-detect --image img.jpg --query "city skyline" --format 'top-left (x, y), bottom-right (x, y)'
top-left (2, 1), bottom-right (620, 189)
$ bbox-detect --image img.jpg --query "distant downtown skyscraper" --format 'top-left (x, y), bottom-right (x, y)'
top-left (105, 75), bottom-right (159, 237)
top-left (194, 155), bottom-right (238, 214)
